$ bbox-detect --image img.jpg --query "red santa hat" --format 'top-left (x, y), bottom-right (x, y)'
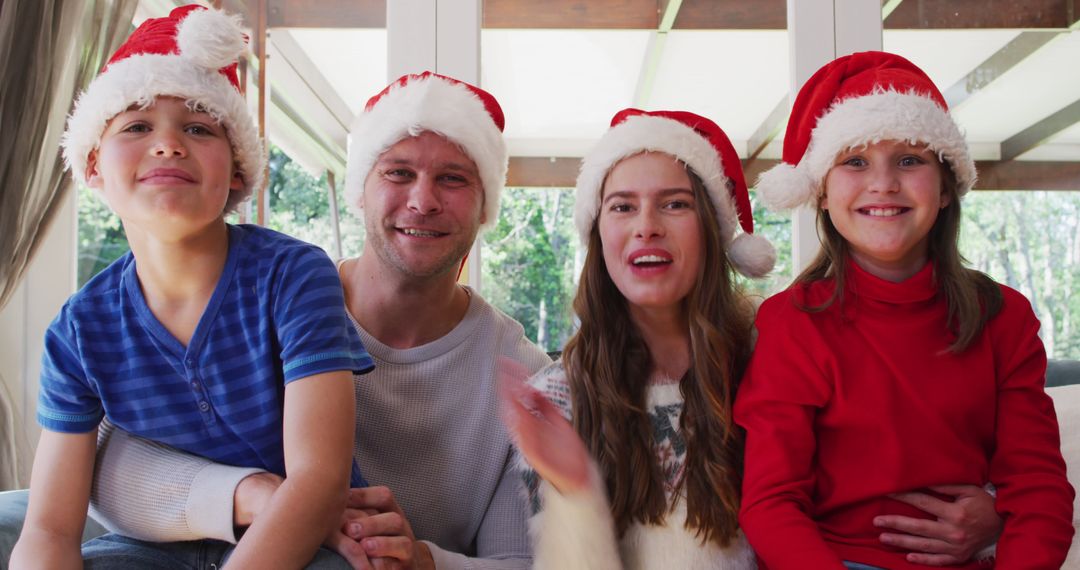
top-left (574, 109), bottom-right (776, 278)
top-left (345, 72), bottom-right (507, 230)
top-left (62, 4), bottom-right (263, 213)
top-left (757, 51), bottom-right (976, 211)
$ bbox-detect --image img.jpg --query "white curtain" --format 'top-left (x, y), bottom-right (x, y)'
top-left (0, 0), bottom-right (137, 491)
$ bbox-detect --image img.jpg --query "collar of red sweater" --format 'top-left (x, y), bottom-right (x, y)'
top-left (847, 256), bottom-right (937, 304)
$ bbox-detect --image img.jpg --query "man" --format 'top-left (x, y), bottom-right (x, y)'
top-left (51, 72), bottom-right (548, 569)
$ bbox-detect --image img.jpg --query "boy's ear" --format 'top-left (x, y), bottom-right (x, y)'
top-left (85, 150), bottom-right (103, 189)
top-left (230, 168), bottom-right (245, 192)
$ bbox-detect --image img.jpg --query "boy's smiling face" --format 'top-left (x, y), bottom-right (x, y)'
top-left (87, 96), bottom-right (242, 234)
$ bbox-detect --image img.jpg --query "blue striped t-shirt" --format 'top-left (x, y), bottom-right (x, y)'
top-left (38, 224), bottom-right (374, 485)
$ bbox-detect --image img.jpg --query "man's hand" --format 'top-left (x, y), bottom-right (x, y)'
top-left (233, 472), bottom-right (283, 527)
top-left (874, 484), bottom-right (1002, 566)
top-left (344, 486), bottom-right (435, 570)
top-left (235, 474), bottom-right (376, 569)
top-left (327, 506), bottom-right (376, 569)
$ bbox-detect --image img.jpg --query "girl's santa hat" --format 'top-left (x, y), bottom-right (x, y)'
top-left (345, 72), bottom-right (507, 230)
top-left (62, 4), bottom-right (264, 213)
top-left (757, 50), bottom-right (976, 211)
top-left (575, 109), bottom-right (776, 278)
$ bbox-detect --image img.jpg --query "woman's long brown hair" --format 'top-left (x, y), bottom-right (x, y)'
top-left (562, 165), bottom-right (754, 545)
top-left (794, 160), bottom-right (1002, 352)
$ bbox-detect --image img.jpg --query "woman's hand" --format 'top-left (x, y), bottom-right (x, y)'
top-left (874, 484), bottom-right (1001, 566)
top-left (497, 357), bottom-right (592, 494)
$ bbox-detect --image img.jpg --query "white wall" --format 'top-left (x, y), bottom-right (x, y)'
top-left (0, 186), bottom-right (77, 484)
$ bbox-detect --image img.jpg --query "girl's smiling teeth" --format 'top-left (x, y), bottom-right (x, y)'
top-left (858, 206), bottom-right (909, 217)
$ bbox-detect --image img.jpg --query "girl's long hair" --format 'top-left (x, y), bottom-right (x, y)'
top-left (562, 165), bottom-right (754, 545)
top-left (794, 162), bottom-right (1002, 351)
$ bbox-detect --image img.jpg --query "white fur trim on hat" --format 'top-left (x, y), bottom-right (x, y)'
top-left (757, 89), bottom-right (976, 211)
top-left (575, 114), bottom-right (775, 277)
top-left (61, 9), bottom-right (263, 214)
top-left (344, 77), bottom-right (507, 230)
top-left (575, 115), bottom-right (739, 245)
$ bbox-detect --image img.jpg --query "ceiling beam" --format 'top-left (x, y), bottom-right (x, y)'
top-left (631, 0), bottom-right (683, 108)
top-left (507, 157), bottom-right (1080, 190)
top-left (671, 0), bottom-right (786, 30)
top-left (942, 31), bottom-right (1060, 109)
top-left (885, 0), bottom-right (1076, 29)
top-left (746, 95), bottom-right (789, 161)
top-left (483, 0), bottom-right (659, 29)
top-left (270, 30), bottom-right (354, 135)
top-left (220, 0), bottom-right (1077, 29)
top-left (1000, 98), bottom-right (1080, 161)
top-left (975, 160), bottom-right (1080, 190)
top-left (219, 0), bottom-right (385, 29)
top-left (267, 0), bottom-right (384, 28)
top-left (881, 0), bottom-right (905, 20)
top-left (506, 157), bottom-right (581, 187)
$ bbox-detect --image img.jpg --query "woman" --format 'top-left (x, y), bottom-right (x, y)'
top-left (736, 51), bottom-right (1074, 569)
top-left (503, 108), bottom-right (771, 569)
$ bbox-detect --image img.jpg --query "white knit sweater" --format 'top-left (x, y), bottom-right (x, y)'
top-left (521, 363), bottom-right (757, 570)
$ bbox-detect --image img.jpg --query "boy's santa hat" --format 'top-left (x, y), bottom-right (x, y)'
top-left (62, 4), bottom-right (264, 213)
top-left (757, 50), bottom-right (976, 211)
top-left (575, 109), bottom-right (775, 278)
top-left (345, 72), bottom-right (507, 230)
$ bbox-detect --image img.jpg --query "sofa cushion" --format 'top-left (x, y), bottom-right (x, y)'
top-left (1049, 384), bottom-right (1080, 566)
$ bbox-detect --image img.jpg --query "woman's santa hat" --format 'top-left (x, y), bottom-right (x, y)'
top-left (757, 51), bottom-right (976, 211)
top-left (575, 109), bottom-right (776, 278)
top-left (345, 72), bottom-right (507, 230)
top-left (62, 5), bottom-right (264, 213)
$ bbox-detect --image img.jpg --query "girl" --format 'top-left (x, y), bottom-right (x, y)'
top-left (736, 51), bottom-right (1074, 569)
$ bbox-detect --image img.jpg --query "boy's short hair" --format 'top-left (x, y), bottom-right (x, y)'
top-left (62, 4), bottom-right (264, 213)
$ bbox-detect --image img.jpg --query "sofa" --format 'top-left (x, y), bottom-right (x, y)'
top-left (2, 360), bottom-right (1079, 568)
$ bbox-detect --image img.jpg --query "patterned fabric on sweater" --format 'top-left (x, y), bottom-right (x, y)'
top-left (520, 361), bottom-right (756, 570)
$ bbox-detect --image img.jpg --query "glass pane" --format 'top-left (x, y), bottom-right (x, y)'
top-left (266, 146), bottom-right (364, 259)
top-left (737, 202), bottom-right (791, 300)
top-left (482, 187), bottom-right (580, 353)
top-left (961, 191), bottom-right (1080, 359)
top-left (77, 185), bottom-right (128, 288)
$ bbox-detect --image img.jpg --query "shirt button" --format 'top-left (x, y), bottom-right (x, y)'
top-left (191, 381), bottom-right (200, 390)
top-left (198, 401), bottom-right (210, 412)
top-left (186, 358), bottom-right (195, 367)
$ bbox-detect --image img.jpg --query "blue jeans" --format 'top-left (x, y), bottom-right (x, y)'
top-left (843, 562), bottom-right (887, 570)
top-left (82, 533), bottom-right (351, 570)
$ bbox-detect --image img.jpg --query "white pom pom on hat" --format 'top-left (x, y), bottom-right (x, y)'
top-left (175, 6), bottom-right (248, 70)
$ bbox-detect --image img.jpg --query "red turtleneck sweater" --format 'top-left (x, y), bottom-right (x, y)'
top-left (735, 260), bottom-right (1074, 570)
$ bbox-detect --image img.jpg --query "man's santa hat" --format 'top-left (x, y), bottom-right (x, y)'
top-left (62, 4), bottom-right (264, 213)
top-left (575, 109), bottom-right (776, 278)
top-left (757, 51), bottom-right (975, 211)
top-left (345, 72), bottom-right (507, 230)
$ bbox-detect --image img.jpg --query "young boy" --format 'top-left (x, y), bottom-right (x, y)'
top-left (10, 5), bottom-right (372, 568)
